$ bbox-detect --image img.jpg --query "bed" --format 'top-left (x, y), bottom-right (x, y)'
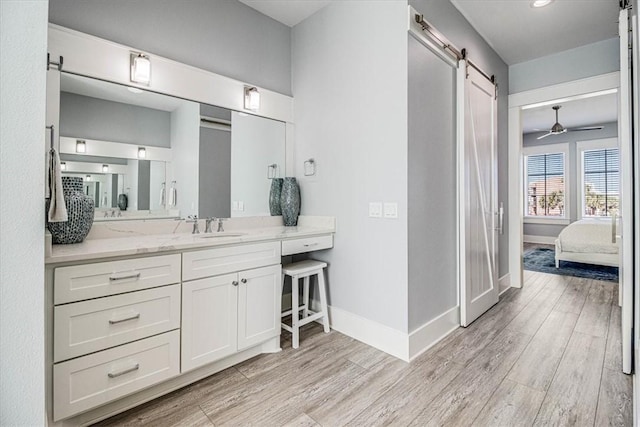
top-left (555, 218), bottom-right (619, 268)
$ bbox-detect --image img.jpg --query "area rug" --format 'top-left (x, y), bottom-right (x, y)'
top-left (523, 248), bottom-right (619, 282)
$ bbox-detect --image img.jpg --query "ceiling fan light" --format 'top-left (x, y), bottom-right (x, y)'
top-left (531, 0), bottom-right (554, 7)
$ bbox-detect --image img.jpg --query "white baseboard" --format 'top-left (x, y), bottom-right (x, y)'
top-left (523, 234), bottom-right (557, 245)
top-left (327, 305), bottom-right (410, 361)
top-left (499, 273), bottom-right (511, 295)
top-left (408, 306), bottom-right (459, 361)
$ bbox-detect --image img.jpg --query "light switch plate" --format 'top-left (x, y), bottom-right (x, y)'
top-left (384, 202), bottom-right (398, 219)
top-left (238, 201), bottom-right (245, 211)
top-left (369, 202), bottom-right (382, 218)
top-left (232, 201), bottom-right (239, 211)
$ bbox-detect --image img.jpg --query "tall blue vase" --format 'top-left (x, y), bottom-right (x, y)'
top-left (269, 178), bottom-right (283, 216)
top-left (280, 177), bottom-right (300, 226)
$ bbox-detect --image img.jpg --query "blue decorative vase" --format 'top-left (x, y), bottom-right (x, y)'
top-left (269, 178), bottom-right (283, 216)
top-left (47, 176), bottom-right (95, 244)
top-left (280, 177), bottom-right (300, 226)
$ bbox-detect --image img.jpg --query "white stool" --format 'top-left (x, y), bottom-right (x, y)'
top-left (281, 260), bottom-right (330, 348)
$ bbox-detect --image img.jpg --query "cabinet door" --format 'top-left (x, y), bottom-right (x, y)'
top-left (181, 274), bottom-right (238, 372)
top-left (237, 265), bottom-right (282, 350)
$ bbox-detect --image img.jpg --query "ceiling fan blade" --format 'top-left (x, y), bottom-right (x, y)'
top-left (537, 132), bottom-right (554, 140)
top-left (567, 126), bottom-right (604, 132)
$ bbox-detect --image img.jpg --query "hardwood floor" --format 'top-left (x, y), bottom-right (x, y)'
top-left (95, 271), bottom-right (632, 426)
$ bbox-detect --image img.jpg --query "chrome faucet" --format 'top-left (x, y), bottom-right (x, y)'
top-left (187, 215), bottom-right (200, 234)
top-left (217, 218), bottom-right (227, 232)
top-left (205, 217), bottom-right (217, 233)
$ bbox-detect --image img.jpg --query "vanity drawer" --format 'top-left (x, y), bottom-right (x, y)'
top-left (281, 235), bottom-right (333, 256)
top-left (54, 254), bottom-right (181, 304)
top-left (53, 284), bottom-right (180, 362)
top-left (53, 330), bottom-right (180, 421)
top-left (182, 242), bottom-right (280, 281)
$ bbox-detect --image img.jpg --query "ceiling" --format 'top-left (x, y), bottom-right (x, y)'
top-left (521, 92), bottom-right (618, 135)
top-left (450, 0), bottom-right (619, 65)
top-left (237, 0), bottom-right (331, 27)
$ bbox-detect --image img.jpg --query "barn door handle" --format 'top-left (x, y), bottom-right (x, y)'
top-left (495, 203), bottom-right (504, 234)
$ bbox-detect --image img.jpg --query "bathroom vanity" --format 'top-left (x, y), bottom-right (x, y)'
top-left (45, 216), bottom-right (334, 425)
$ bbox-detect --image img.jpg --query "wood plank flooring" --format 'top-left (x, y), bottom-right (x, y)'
top-left (95, 271), bottom-right (631, 426)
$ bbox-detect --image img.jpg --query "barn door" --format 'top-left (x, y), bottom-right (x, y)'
top-left (459, 61), bottom-right (499, 327)
top-left (619, 6), bottom-right (635, 375)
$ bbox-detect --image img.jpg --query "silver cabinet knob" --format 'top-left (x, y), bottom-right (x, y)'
top-left (232, 280), bottom-right (238, 286)
top-left (241, 278), bottom-right (247, 284)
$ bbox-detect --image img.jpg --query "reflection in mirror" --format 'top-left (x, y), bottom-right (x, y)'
top-left (58, 73), bottom-right (286, 221)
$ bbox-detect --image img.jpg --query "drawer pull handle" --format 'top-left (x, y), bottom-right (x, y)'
top-left (109, 272), bottom-right (141, 282)
top-left (241, 278), bottom-right (247, 283)
top-left (109, 313), bottom-right (140, 324)
top-left (303, 243), bottom-right (318, 247)
top-left (107, 363), bottom-right (140, 378)
top-left (232, 280), bottom-right (239, 286)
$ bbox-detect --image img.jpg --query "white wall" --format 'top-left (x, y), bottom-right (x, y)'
top-left (510, 38), bottom-right (620, 93)
top-left (170, 102), bottom-right (200, 217)
top-left (0, 1), bottom-right (48, 425)
top-left (292, 1), bottom-right (409, 332)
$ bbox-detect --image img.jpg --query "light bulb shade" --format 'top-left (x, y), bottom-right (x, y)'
top-left (76, 140), bottom-right (86, 153)
top-left (60, 162), bottom-right (67, 171)
top-left (531, 0), bottom-right (553, 7)
top-left (138, 147), bottom-right (147, 159)
top-left (102, 164), bottom-right (109, 173)
top-left (131, 53), bottom-right (151, 85)
top-left (244, 86), bottom-right (260, 111)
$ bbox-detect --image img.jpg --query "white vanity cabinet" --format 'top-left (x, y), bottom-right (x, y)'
top-left (51, 254), bottom-right (183, 421)
top-left (181, 243), bottom-right (281, 372)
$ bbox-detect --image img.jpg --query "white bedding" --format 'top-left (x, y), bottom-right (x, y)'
top-left (557, 219), bottom-right (618, 254)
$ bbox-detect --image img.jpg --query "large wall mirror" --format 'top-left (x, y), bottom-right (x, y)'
top-left (57, 72), bottom-right (286, 221)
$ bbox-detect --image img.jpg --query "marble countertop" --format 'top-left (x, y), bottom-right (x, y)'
top-left (46, 216), bottom-right (335, 264)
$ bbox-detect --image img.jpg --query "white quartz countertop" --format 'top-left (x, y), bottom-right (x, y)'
top-left (45, 216), bottom-right (335, 264)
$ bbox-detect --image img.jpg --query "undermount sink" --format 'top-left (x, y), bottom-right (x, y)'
top-left (197, 232), bottom-right (246, 238)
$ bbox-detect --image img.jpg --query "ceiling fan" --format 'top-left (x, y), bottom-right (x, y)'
top-left (536, 105), bottom-right (604, 140)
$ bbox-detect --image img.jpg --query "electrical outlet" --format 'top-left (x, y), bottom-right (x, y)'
top-left (384, 202), bottom-right (398, 219)
top-left (369, 202), bottom-right (382, 218)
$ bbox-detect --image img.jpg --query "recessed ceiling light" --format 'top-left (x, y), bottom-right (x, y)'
top-left (531, 0), bottom-right (554, 7)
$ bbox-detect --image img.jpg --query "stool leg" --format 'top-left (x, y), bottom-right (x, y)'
top-left (302, 276), bottom-right (310, 319)
top-left (292, 275), bottom-right (300, 349)
top-left (317, 269), bottom-right (330, 333)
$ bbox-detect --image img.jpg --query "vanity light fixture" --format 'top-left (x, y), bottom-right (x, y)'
top-left (137, 147), bottom-right (147, 159)
top-left (531, 0), bottom-right (554, 7)
top-left (244, 86), bottom-right (260, 111)
top-left (130, 52), bottom-right (151, 85)
top-left (85, 174), bottom-right (92, 181)
top-left (76, 139), bottom-right (86, 153)
top-left (102, 164), bottom-right (109, 173)
top-left (60, 162), bottom-right (67, 171)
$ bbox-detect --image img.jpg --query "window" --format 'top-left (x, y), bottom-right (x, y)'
top-left (578, 139), bottom-right (619, 218)
top-left (523, 143), bottom-right (569, 222)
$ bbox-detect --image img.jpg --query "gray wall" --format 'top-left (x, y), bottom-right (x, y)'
top-left (523, 122), bottom-right (618, 238)
top-left (60, 92), bottom-right (171, 147)
top-left (510, 38), bottom-right (619, 93)
top-left (411, 0), bottom-right (510, 280)
top-left (408, 35), bottom-right (458, 330)
top-left (0, 1), bottom-right (48, 425)
top-left (49, 0), bottom-right (292, 95)
top-left (292, 1), bottom-right (409, 332)
top-left (199, 127), bottom-right (232, 218)
top-left (137, 159), bottom-right (151, 210)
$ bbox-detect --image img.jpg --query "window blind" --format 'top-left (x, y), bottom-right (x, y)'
top-left (526, 153), bottom-right (565, 217)
top-left (583, 148), bottom-right (619, 217)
